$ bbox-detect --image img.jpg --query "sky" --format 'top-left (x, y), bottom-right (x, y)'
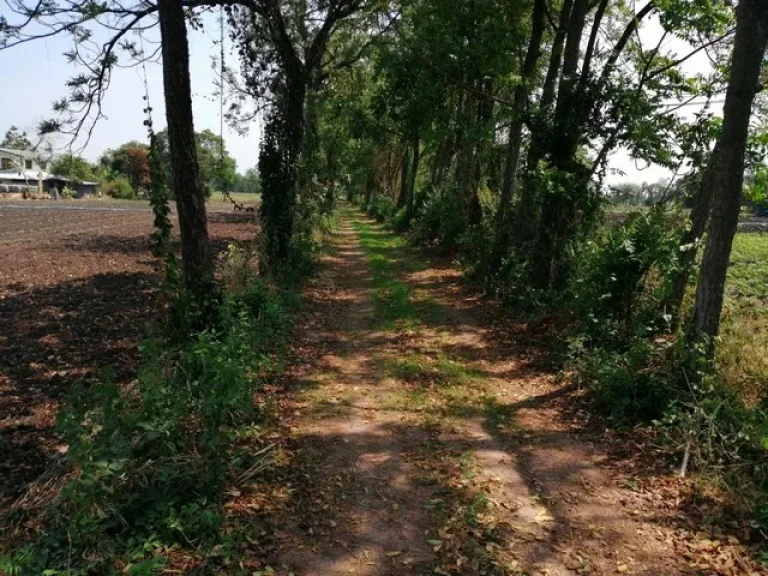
top-left (0, 9), bottom-right (724, 185)
top-left (0, 12), bottom-right (262, 173)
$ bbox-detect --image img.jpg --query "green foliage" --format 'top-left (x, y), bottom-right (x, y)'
top-left (0, 125), bottom-right (32, 149)
top-left (196, 129), bottom-right (238, 196)
top-left (366, 195), bottom-right (397, 223)
top-left (572, 208), bottom-right (684, 346)
top-left (100, 141), bottom-right (151, 194)
top-left (567, 215), bottom-right (768, 509)
top-left (102, 175), bottom-right (136, 199)
top-left (51, 154), bottom-right (97, 184)
top-left (232, 167), bottom-right (260, 195)
top-left (409, 185), bottom-right (466, 248)
top-left (571, 337), bottom-right (684, 424)
top-left (1, 278), bottom-right (294, 575)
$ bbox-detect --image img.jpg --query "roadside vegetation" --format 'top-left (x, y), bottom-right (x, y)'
top-left (2, 0), bottom-right (768, 572)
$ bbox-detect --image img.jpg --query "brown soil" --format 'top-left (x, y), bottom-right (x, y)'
top-left (1, 202), bottom-right (760, 575)
top-left (266, 208), bottom-right (760, 576)
top-left (0, 203), bottom-right (257, 514)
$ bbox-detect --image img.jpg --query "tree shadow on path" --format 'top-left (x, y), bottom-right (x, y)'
top-left (266, 208), bottom-right (694, 576)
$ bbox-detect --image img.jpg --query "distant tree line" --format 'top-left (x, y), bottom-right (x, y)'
top-left (17, 130), bottom-right (257, 200)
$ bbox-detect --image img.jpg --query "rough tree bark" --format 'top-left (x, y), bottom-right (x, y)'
top-left (693, 0), bottom-right (768, 339)
top-left (530, 0), bottom-right (589, 289)
top-left (158, 0), bottom-right (212, 297)
top-left (538, 0), bottom-right (573, 114)
top-left (457, 85), bottom-right (482, 226)
top-left (514, 0), bottom-right (574, 249)
top-left (259, 72), bottom-right (306, 264)
top-left (496, 0), bottom-right (547, 229)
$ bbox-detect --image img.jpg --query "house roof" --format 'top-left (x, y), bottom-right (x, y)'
top-left (0, 169), bottom-right (47, 181)
top-left (0, 169), bottom-right (98, 186)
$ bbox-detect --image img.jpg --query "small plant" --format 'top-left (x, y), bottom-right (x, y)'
top-left (409, 184), bottom-right (466, 248)
top-left (1, 280), bottom-right (294, 574)
top-left (572, 207), bottom-right (683, 347)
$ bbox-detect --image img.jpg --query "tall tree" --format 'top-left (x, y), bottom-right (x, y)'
top-left (158, 0), bottom-right (213, 297)
top-left (231, 0), bottom-right (372, 265)
top-left (693, 0), bottom-right (768, 339)
top-left (496, 0), bottom-right (547, 229)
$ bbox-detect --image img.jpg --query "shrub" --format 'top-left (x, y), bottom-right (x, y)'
top-left (410, 185), bottom-right (465, 248)
top-left (2, 279), bottom-right (294, 574)
top-left (571, 207), bottom-right (683, 347)
top-left (367, 195), bottom-right (397, 223)
top-left (103, 175), bottom-right (136, 199)
top-left (570, 336), bottom-right (684, 425)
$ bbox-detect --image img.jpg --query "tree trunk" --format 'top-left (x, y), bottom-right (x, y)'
top-left (407, 135), bottom-right (421, 218)
top-left (530, 0), bottom-right (590, 289)
top-left (158, 0), bottom-right (212, 297)
top-left (397, 141), bottom-right (410, 209)
top-left (524, 0), bottom-right (573, 175)
top-left (539, 0), bottom-right (573, 113)
top-left (668, 145), bottom-right (719, 328)
top-left (259, 74), bottom-right (306, 264)
top-left (497, 0), bottom-right (547, 228)
top-left (514, 0), bottom-right (574, 249)
top-left (692, 0), bottom-right (768, 339)
top-left (457, 86), bottom-right (482, 226)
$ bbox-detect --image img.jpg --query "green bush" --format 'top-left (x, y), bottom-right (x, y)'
top-left (570, 336), bottom-right (684, 425)
top-left (410, 185), bottom-right (465, 248)
top-left (2, 280), bottom-right (294, 575)
top-left (103, 175), bottom-right (136, 199)
top-left (572, 207), bottom-right (683, 348)
top-left (367, 195), bottom-right (397, 223)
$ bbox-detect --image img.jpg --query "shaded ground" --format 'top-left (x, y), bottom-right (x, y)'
top-left (0, 205), bottom-right (257, 512)
top-left (265, 207), bottom-right (759, 575)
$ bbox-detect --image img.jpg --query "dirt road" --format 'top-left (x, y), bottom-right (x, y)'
top-left (267, 207), bottom-right (756, 575)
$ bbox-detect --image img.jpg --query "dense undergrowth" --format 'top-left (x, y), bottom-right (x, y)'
top-left (0, 233), bottom-right (318, 574)
top-left (362, 191), bottom-right (768, 536)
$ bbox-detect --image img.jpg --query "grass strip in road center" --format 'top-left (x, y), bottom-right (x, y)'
top-left (351, 215), bottom-right (420, 331)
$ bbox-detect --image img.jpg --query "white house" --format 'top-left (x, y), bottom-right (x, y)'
top-left (0, 147), bottom-right (99, 198)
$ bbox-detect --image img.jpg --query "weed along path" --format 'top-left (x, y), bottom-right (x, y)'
top-left (267, 206), bottom-right (744, 576)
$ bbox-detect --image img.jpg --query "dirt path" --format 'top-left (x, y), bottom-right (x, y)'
top-left (268, 207), bottom-right (754, 576)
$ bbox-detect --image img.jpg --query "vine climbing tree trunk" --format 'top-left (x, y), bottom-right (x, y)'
top-left (692, 0), bottom-right (768, 340)
top-left (158, 0), bottom-right (212, 298)
top-left (259, 73), bottom-right (307, 265)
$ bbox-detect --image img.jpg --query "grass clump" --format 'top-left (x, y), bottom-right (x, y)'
top-left (390, 353), bottom-right (479, 388)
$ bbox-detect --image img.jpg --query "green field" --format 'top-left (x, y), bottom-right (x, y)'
top-left (719, 233), bottom-right (768, 404)
top-left (208, 191), bottom-right (261, 205)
